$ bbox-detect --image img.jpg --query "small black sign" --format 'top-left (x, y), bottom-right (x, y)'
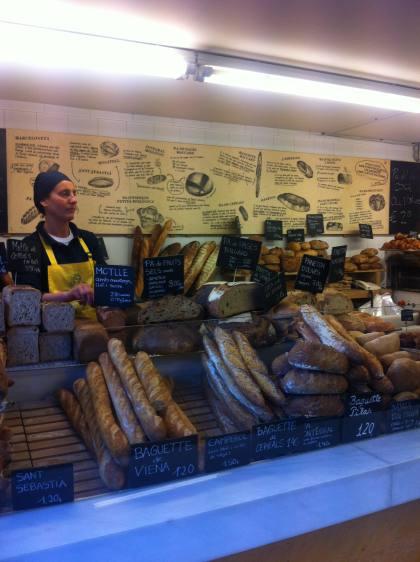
top-left (94, 264), bottom-right (134, 307)
top-left (143, 255), bottom-right (184, 300)
top-left (217, 236), bottom-right (262, 271)
top-left (204, 431), bottom-right (251, 473)
top-left (97, 237), bottom-right (109, 260)
top-left (11, 464), bottom-right (74, 511)
top-left (306, 214), bottom-right (324, 236)
top-left (386, 400), bottom-right (420, 433)
top-left (127, 435), bottom-right (199, 488)
top-left (295, 254), bottom-right (330, 294)
top-left (342, 394), bottom-right (386, 443)
top-left (329, 245), bottom-right (347, 283)
top-left (359, 223), bottom-right (373, 239)
top-left (252, 420), bottom-right (303, 461)
top-left (286, 229), bottom-right (305, 243)
top-left (346, 393), bottom-right (385, 416)
top-left (264, 220), bottom-right (283, 241)
top-left (252, 266), bottom-right (287, 309)
top-left (7, 239), bottom-right (41, 274)
top-left (302, 418), bottom-right (341, 452)
top-left (409, 231), bottom-right (418, 239)
top-left (401, 309), bottom-right (414, 322)
top-left (0, 242), bottom-right (7, 274)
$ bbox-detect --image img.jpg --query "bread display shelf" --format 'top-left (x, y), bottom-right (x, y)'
top-left (284, 269), bottom-right (384, 275)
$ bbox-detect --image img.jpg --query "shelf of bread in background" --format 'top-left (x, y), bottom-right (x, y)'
top-left (381, 232), bottom-right (420, 252)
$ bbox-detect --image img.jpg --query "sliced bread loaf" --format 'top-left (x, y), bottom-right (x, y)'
top-left (3, 285), bottom-right (41, 327)
top-left (73, 322), bottom-right (109, 363)
top-left (7, 326), bottom-right (39, 366)
top-left (41, 302), bottom-right (75, 332)
top-left (129, 295), bottom-right (204, 324)
top-left (39, 332), bottom-right (72, 362)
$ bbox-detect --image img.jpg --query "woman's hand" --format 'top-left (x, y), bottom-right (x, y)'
top-left (67, 283), bottom-right (94, 305)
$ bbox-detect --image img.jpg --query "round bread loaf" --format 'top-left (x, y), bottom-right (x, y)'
top-left (287, 340), bottom-right (349, 374)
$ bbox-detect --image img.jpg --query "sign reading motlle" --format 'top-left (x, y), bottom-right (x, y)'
top-left (143, 255), bottom-right (184, 300)
top-left (295, 254), bottom-right (330, 294)
top-left (359, 223), bottom-right (373, 239)
top-left (94, 264), bottom-right (134, 307)
top-left (6, 238), bottom-right (40, 274)
top-left (329, 245), bottom-right (347, 283)
top-left (264, 220), bottom-right (283, 240)
top-left (217, 236), bottom-right (261, 271)
top-left (205, 431), bottom-right (251, 473)
top-left (11, 464), bottom-right (74, 511)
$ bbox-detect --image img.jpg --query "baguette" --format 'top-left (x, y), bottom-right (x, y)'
top-left (184, 241), bottom-right (217, 294)
top-left (192, 245), bottom-right (219, 291)
top-left (182, 241), bottom-right (201, 275)
top-left (135, 237), bottom-right (150, 299)
top-left (57, 388), bottom-right (95, 455)
top-left (148, 223), bottom-right (162, 253)
top-left (163, 401), bottom-right (197, 438)
top-left (232, 331), bottom-right (286, 406)
top-left (86, 361), bottom-right (130, 465)
top-left (159, 242), bottom-right (182, 257)
top-left (98, 352), bottom-right (146, 445)
top-left (73, 379), bottom-right (125, 490)
top-left (204, 379), bottom-right (239, 434)
top-left (151, 219), bottom-right (173, 257)
top-left (134, 352), bottom-right (172, 412)
top-left (271, 353), bottom-right (291, 378)
top-left (131, 226), bottom-right (143, 273)
top-left (346, 364), bottom-right (370, 384)
top-left (203, 335), bottom-right (272, 421)
top-left (107, 339), bottom-right (166, 441)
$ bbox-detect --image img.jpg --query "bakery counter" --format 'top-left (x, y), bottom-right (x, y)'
top-left (2, 428), bottom-right (420, 562)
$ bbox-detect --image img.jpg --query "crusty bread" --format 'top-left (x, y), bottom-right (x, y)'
top-left (3, 285), bottom-right (41, 327)
top-left (131, 294), bottom-right (203, 324)
top-left (6, 326), bottom-right (39, 366)
top-left (39, 332), bottom-right (72, 362)
top-left (387, 359), bottom-right (420, 392)
top-left (41, 302), bottom-right (75, 332)
top-left (207, 282), bottom-right (264, 318)
top-left (363, 332), bottom-right (400, 357)
top-left (315, 289), bottom-right (353, 315)
top-left (184, 241), bottom-right (217, 294)
top-left (280, 369), bottom-right (348, 394)
top-left (287, 340), bottom-right (349, 374)
top-left (131, 323), bottom-right (202, 355)
top-left (73, 322), bottom-right (109, 363)
top-left (134, 351), bottom-right (172, 412)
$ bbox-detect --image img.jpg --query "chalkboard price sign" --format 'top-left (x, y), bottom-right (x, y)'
top-left (295, 254), bottom-right (330, 294)
top-left (342, 393), bottom-right (386, 442)
top-left (7, 239), bottom-right (41, 274)
top-left (127, 435), bottom-right (199, 488)
top-left (204, 431), bottom-right (251, 473)
top-left (252, 420), bottom-right (303, 461)
top-left (286, 229), bottom-right (305, 243)
top-left (0, 242), bottom-right (7, 274)
top-left (302, 418), bottom-right (341, 452)
top-left (11, 464), bottom-right (74, 511)
top-left (329, 245), bottom-right (347, 283)
top-left (252, 266), bottom-right (287, 309)
top-left (389, 161), bottom-right (420, 234)
top-left (401, 309), bottom-right (414, 322)
top-left (143, 255), bottom-right (184, 300)
top-left (264, 220), bottom-right (283, 240)
top-left (306, 213), bottom-right (324, 236)
top-left (94, 265), bottom-right (134, 307)
top-left (386, 400), bottom-right (420, 433)
top-left (217, 236), bottom-right (262, 271)
top-left (359, 223), bottom-right (373, 239)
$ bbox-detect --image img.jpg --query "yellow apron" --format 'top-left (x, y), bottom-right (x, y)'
top-left (39, 234), bottom-right (97, 320)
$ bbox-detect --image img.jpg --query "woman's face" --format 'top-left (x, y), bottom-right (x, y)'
top-left (41, 180), bottom-right (77, 221)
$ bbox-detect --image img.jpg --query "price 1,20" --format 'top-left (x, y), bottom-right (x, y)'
top-left (356, 422), bottom-right (375, 438)
top-left (172, 464), bottom-right (196, 478)
top-left (38, 493), bottom-right (62, 505)
top-left (223, 458), bottom-right (239, 469)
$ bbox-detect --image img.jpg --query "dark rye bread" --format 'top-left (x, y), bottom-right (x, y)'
top-left (39, 332), bottom-right (72, 362)
top-left (73, 322), bottom-right (109, 363)
top-left (7, 326), bottom-right (39, 366)
top-left (206, 282), bottom-right (265, 319)
top-left (3, 285), bottom-right (41, 327)
top-left (41, 302), bottom-right (75, 332)
top-left (131, 323), bottom-right (202, 355)
top-left (127, 295), bottom-right (203, 325)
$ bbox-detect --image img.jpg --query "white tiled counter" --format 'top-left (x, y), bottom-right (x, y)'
top-left (1, 429), bottom-right (420, 562)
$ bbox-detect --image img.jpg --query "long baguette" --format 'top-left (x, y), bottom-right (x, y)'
top-left (86, 361), bottom-right (130, 465)
top-left (131, 226), bottom-right (143, 273)
top-left (203, 335), bottom-right (272, 421)
top-left (184, 241), bottom-right (217, 294)
top-left (73, 379), bottom-right (125, 490)
top-left (232, 331), bottom-right (286, 406)
top-left (192, 246), bottom-right (219, 291)
top-left (134, 352), bottom-right (172, 412)
top-left (203, 376), bottom-right (239, 434)
top-left (213, 327), bottom-right (266, 408)
top-left (98, 352), bottom-right (146, 445)
top-left (57, 388), bottom-right (95, 455)
top-left (107, 339), bottom-right (166, 441)
top-left (182, 241), bottom-right (200, 275)
top-left (135, 237), bottom-right (150, 299)
top-left (151, 219), bottom-right (173, 257)
top-left (163, 401), bottom-right (197, 438)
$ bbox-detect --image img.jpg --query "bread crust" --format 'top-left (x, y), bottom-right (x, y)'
top-left (57, 388), bottom-right (95, 455)
top-left (288, 340), bottom-right (349, 374)
top-left (280, 369), bottom-right (348, 395)
top-left (184, 241), bottom-right (217, 294)
top-left (163, 401), bottom-right (197, 438)
top-left (134, 351), bottom-right (172, 412)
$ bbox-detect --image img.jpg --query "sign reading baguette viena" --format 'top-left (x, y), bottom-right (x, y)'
top-left (5, 128), bottom-right (390, 235)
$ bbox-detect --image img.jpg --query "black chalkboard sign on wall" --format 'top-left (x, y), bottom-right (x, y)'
top-left (0, 242), bottom-right (7, 274)
top-left (359, 223), bottom-right (373, 239)
top-left (286, 229), bottom-right (305, 242)
top-left (143, 255), bottom-right (184, 300)
top-left (217, 236), bottom-right (261, 271)
top-left (390, 161), bottom-right (420, 234)
top-left (264, 220), bottom-right (283, 240)
top-left (306, 214), bottom-right (324, 236)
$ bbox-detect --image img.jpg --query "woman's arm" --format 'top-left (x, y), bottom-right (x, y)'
top-left (41, 283), bottom-right (94, 305)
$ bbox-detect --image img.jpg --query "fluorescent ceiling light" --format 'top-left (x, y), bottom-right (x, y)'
top-left (0, 22), bottom-right (187, 79)
top-left (207, 66), bottom-right (420, 113)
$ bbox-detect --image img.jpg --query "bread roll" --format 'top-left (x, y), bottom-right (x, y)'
top-left (387, 359), bottom-right (420, 392)
top-left (287, 340), bottom-right (349, 374)
top-left (363, 332), bottom-right (400, 357)
top-left (280, 369), bottom-right (348, 395)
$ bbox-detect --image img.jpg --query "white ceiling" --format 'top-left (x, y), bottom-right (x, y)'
top-left (2, 0), bottom-right (420, 144)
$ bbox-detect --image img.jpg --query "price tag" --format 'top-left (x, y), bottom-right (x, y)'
top-left (342, 393), bottom-right (386, 442)
top-left (264, 220), bottom-right (283, 240)
top-left (252, 420), bottom-right (303, 461)
top-left (127, 435), bottom-right (199, 488)
top-left (94, 265), bottom-right (134, 307)
top-left (401, 309), bottom-right (414, 322)
top-left (97, 237), bottom-right (109, 260)
top-left (0, 242), bottom-right (7, 274)
top-left (359, 223), bottom-right (373, 239)
top-left (143, 255), bottom-right (184, 300)
top-left (295, 254), bottom-right (330, 294)
top-left (329, 245), bottom-right (347, 283)
top-left (386, 400), bottom-right (420, 433)
top-left (11, 464), bottom-right (74, 511)
top-left (217, 236), bottom-right (262, 271)
top-left (204, 431), bottom-right (251, 473)
top-left (7, 239), bottom-right (41, 274)
top-left (306, 214), bottom-right (324, 236)
top-left (302, 418), bottom-right (341, 452)
top-left (252, 266), bottom-right (287, 309)
top-left (409, 231), bottom-right (418, 239)
top-left (286, 229), bottom-right (305, 243)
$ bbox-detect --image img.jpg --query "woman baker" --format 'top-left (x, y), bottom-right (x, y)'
top-left (18, 171), bottom-right (105, 319)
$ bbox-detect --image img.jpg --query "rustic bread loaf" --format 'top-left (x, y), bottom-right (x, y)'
top-left (206, 282), bottom-right (264, 318)
top-left (315, 289), bottom-right (353, 315)
top-left (287, 340), bottom-right (349, 374)
top-left (73, 322), bottom-right (109, 363)
top-left (41, 302), bottom-right (75, 332)
top-left (130, 294), bottom-right (203, 324)
top-left (205, 315), bottom-right (276, 347)
top-left (363, 332), bottom-right (400, 357)
top-left (387, 358), bottom-right (420, 392)
top-left (335, 313), bottom-right (366, 333)
top-left (39, 332), bottom-right (72, 362)
top-left (271, 353), bottom-right (291, 377)
top-left (280, 369), bottom-right (348, 394)
top-left (6, 326), bottom-right (39, 366)
top-left (380, 351), bottom-right (415, 369)
top-left (3, 285), bottom-right (41, 326)
top-left (131, 323), bottom-right (202, 355)
top-left (284, 395), bottom-right (345, 418)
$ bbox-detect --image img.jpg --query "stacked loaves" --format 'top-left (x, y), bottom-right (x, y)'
top-left (345, 248), bottom-right (383, 272)
top-left (58, 338), bottom-right (197, 489)
top-left (0, 339), bottom-right (12, 500)
top-left (201, 327), bottom-right (286, 432)
top-left (382, 233), bottom-right (420, 251)
top-left (282, 239), bottom-right (329, 273)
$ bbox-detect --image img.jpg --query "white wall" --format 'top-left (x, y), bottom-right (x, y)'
top-left (0, 98), bottom-right (413, 265)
